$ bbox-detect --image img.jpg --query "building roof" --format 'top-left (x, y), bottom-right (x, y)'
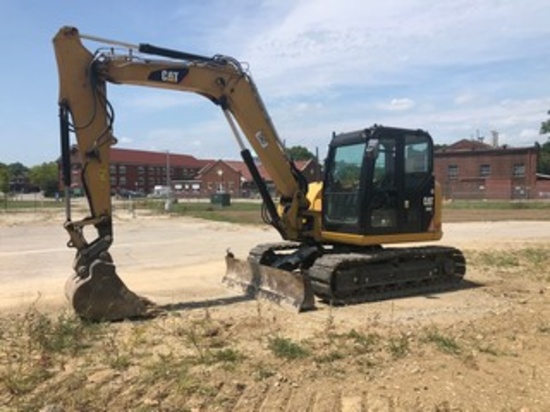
top-left (197, 158), bottom-right (316, 182)
top-left (444, 139), bottom-right (494, 151)
top-left (196, 159), bottom-right (269, 182)
top-left (223, 160), bottom-right (270, 181)
top-left (110, 148), bottom-right (204, 168)
top-left (435, 139), bottom-right (538, 158)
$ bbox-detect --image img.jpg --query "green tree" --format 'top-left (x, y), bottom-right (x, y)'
top-left (538, 141), bottom-right (550, 175)
top-left (287, 145), bottom-right (315, 161)
top-left (29, 162), bottom-right (59, 197)
top-left (540, 110), bottom-right (550, 135)
top-left (0, 163), bottom-right (9, 209)
top-left (7, 162), bottom-right (29, 179)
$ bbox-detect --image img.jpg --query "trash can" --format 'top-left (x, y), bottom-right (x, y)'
top-left (220, 193), bottom-right (231, 206)
top-left (211, 193), bottom-right (231, 206)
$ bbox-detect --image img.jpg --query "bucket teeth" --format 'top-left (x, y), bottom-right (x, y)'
top-left (66, 259), bottom-right (158, 321)
top-left (223, 253), bottom-right (315, 312)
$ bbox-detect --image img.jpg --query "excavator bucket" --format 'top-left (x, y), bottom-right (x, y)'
top-left (65, 258), bottom-right (158, 322)
top-left (223, 253), bottom-right (315, 312)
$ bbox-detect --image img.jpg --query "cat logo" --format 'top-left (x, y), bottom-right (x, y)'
top-left (161, 70), bottom-right (180, 83)
top-left (423, 196), bottom-right (434, 212)
top-left (148, 68), bottom-right (188, 84)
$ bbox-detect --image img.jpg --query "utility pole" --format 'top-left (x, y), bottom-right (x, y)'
top-left (165, 150), bottom-right (172, 211)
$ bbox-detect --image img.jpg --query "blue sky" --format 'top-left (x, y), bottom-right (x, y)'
top-left (1, 0), bottom-right (549, 166)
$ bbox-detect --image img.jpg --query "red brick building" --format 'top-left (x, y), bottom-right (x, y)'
top-left (67, 147), bottom-right (205, 196)
top-left (434, 139), bottom-right (539, 199)
top-left (191, 158), bottom-right (323, 198)
top-left (193, 160), bottom-right (244, 197)
top-left (65, 147), bottom-right (322, 198)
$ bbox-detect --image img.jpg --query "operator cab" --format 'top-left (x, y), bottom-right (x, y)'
top-left (323, 125), bottom-right (436, 236)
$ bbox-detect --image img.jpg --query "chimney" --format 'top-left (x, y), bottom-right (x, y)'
top-left (491, 130), bottom-right (499, 148)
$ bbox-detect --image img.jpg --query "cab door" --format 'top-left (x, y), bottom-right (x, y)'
top-left (365, 129), bottom-right (435, 235)
top-left (323, 137), bottom-right (366, 234)
top-left (364, 136), bottom-right (400, 234)
top-left (401, 133), bottom-right (435, 233)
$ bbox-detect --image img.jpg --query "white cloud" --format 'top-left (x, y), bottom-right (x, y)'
top-left (519, 128), bottom-right (540, 140)
top-left (127, 115), bottom-right (243, 160)
top-left (454, 93), bottom-right (477, 106)
top-left (233, 0), bottom-right (550, 95)
top-left (117, 136), bottom-right (133, 144)
top-left (65, 1), bottom-right (550, 164)
top-left (379, 98), bottom-right (416, 112)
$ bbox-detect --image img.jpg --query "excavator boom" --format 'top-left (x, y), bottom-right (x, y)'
top-left (54, 27), bottom-right (316, 320)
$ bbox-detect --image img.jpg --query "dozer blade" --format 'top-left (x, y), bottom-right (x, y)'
top-left (66, 258), bottom-right (158, 322)
top-left (223, 253), bottom-right (315, 312)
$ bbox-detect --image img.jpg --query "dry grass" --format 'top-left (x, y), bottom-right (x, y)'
top-left (1, 245), bottom-right (550, 410)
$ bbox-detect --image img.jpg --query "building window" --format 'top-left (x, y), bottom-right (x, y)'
top-left (513, 164), bottom-right (525, 177)
top-left (109, 165), bottom-right (117, 175)
top-left (447, 165), bottom-right (458, 180)
top-left (119, 165), bottom-right (126, 175)
top-left (479, 164), bottom-right (491, 177)
top-left (137, 166), bottom-right (145, 175)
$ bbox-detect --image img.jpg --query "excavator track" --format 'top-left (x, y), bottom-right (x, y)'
top-left (250, 243), bottom-right (466, 305)
top-left (308, 246), bottom-right (466, 304)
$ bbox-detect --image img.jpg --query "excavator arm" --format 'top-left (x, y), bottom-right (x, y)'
top-left (54, 26), bottom-right (313, 240)
top-left (53, 27), bottom-right (316, 320)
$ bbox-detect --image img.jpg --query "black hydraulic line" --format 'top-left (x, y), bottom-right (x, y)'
top-left (59, 105), bottom-right (71, 188)
top-left (138, 43), bottom-right (217, 63)
top-left (240, 149), bottom-right (286, 238)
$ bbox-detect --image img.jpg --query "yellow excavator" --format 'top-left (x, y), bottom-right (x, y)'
top-left (53, 27), bottom-right (466, 321)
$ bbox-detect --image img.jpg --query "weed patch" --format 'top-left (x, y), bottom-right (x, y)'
top-left (424, 329), bottom-right (461, 355)
top-left (268, 336), bottom-right (310, 360)
top-left (387, 334), bottom-right (409, 359)
top-left (347, 329), bottom-right (379, 354)
top-left (467, 247), bottom-right (550, 280)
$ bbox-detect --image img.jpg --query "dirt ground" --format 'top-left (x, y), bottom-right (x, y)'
top-left (1, 209), bottom-right (550, 411)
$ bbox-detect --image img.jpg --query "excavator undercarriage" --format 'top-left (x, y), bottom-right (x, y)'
top-left (229, 242), bottom-right (466, 309)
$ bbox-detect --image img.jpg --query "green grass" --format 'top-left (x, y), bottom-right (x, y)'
top-left (346, 329), bottom-right (379, 354)
top-left (139, 198), bottom-right (550, 226)
top-left (443, 200), bottom-right (550, 210)
top-left (314, 350), bottom-right (345, 363)
top-left (267, 336), bottom-right (310, 360)
top-left (23, 309), bottom-right (97, 356)
top-left (423, 329), bottom-right (461, 355)
top-left (210, 348), bottom-right (243, 364)
top-left (142, 200), bottom-right (264, 225)
top-left (0, 198), bottom-right (64, 211)
top-left (0, 308), bottom-right (100, 396)
top-left (469, 251), bottom-right (520, 268)
top-left (387, 334), bottom-right (410, 359)
top-left (467, 247), bottom-right (550, 280)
